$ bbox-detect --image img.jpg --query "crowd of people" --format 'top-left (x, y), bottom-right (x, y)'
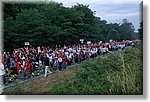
top-left (0, 40), bottom-right (141, 84)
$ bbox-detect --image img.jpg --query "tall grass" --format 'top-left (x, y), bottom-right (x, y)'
top-left (48, 45), bottom-right (143, 95)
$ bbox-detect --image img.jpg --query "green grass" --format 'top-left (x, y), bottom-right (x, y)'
top-left (47, 45), bottom-right (143, 95)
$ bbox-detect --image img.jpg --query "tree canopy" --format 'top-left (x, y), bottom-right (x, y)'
top-left (3, 2), bottom-right (138, 51)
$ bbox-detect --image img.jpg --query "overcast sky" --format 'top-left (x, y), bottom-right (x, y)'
top-left (50, 0), bottom-right (142, 32)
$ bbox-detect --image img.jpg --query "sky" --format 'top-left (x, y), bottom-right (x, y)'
top-left (50, 0), bottom-right (142, 32)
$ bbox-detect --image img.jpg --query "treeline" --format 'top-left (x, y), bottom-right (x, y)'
top-left (4, 1), bottom-right (138, 51)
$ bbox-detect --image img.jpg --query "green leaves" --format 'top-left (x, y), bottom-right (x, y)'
top-left (4, 2), bottom-right (136, 51)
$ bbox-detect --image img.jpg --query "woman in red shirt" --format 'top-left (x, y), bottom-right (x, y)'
top-left (15, 59), bottom-right (21, 79)
top-left (24, 59), bottom-right (32, 80)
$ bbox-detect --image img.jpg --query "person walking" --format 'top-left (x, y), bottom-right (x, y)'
top-left (24, 59), bottom-right (32, 80)
top-left (43, 55), bottom-right (52, 77)
top-left (58, 54), bottom-right (63, 71)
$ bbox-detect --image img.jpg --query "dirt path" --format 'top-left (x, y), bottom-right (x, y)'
top-left (3, 66), bottom-right (78, 95)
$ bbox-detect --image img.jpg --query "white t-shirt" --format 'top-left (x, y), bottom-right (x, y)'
top-left (109, 45), bottom-right (112, 49)
top-left (0, 63), bottom-right (4, 69)
top-left (21, 60), bottom-right (26, 68)
top-left (73, 50), bottom-right (76, 53)
top-left (68, 48), bottom-right (72, 52)
top-left (102, 48), bottom-right (107, 53)
top-left (58, 57), bottom-right (63, 63)
top-left (39, 60), bottom-right (43, 66)
top-left (65, 51), bottom-right (69, 56)
top-left (67, 54), bottom-right (72, 59)
top-left (49, 56), bottom-right (53, 62)
top-left (0, 63), bottom-right (5, 75)
top-left (95, 48), bottom-right (98, 53)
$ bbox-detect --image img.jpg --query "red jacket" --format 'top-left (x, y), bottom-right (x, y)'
top-left (86, 52), bottom-right (89, 56)
top-left (15, 56), bottom-right (18, 61)
top-left (16, 61), bottom-right (21, 71)
top-left (62, 54), bottom-right (66, 62)
top-left (74, 54), bottom-right (78, 60)
top-left (25, 62), bottom-right (32, 72)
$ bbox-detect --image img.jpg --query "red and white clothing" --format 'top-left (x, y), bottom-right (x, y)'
top-left (25, 62), bottom-right (32, 72)
top-left (16, 61), bottom-right (21, 72)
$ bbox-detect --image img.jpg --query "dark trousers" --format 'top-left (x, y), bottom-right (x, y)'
top-left (75, 59), bottom-right (78, 64)
top-left (59, 62), bottom-right (63, 71)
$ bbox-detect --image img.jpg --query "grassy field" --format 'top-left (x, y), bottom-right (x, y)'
top-left (3, 45), bottom-right (143, 95)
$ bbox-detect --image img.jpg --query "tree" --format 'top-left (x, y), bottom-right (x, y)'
top-left (3, 2), bottom-right (136, 51)
top-left (119, 19), bottom-right (135, 40)
top-left (107, 29), bottom-right (120, 41)
top-left (138, 21), bottom-right (143, 35)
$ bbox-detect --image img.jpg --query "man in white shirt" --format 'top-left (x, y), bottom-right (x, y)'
top-left (0, 60), bottom-right (6, 92)
top-left (65, 51), bottom-right (69, 57)
top-left (58, 55), bottom-right (63, 71)
top-left (0, 60), bottom-right (4, 70)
